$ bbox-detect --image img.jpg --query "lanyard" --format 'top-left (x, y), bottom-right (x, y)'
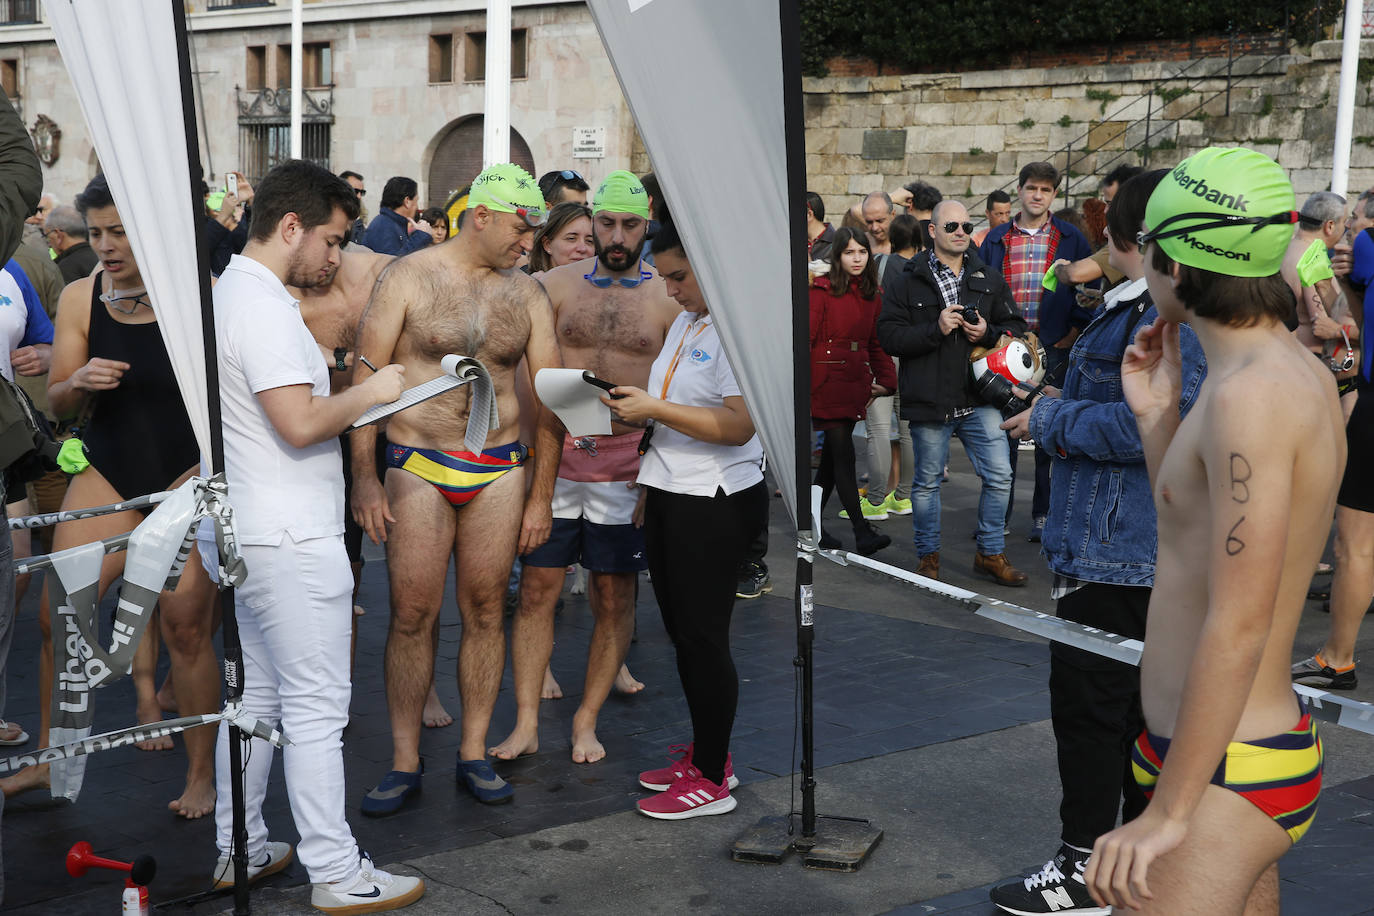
top-left (658, 318), bottom-right (709, 400)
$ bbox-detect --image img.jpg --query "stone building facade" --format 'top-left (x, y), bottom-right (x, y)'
top-left (805, 39), bottom-right (1374, 224)
top-left (0, 0), bottom-right (638, 212)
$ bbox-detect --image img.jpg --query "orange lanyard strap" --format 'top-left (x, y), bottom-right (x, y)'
top-left (659, 321), bottom-right (709, 400)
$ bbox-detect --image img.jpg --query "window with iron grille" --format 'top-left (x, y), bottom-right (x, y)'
top-left (0, 1), bottom-right (38, 25)
top-left (236, 87), bottom-right (333, 184)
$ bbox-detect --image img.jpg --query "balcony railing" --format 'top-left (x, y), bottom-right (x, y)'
top-left (207, 0), bottom-right (276, 10)
top-left (236, 86), bottom-right (334, 124)
top-left (0, 1), bottom-right (38, 25)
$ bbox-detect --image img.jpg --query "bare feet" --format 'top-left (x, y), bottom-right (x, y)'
top-left (168, 776), bottom-right (216, 819)
top-left (542, 666), bottom-right (563, 700)
top-left (156, 673), bottom-right (178, 714)
top-left (570, 709), bottom-right (605, 764)
top-left (135, 700), bottom-right (174, 752)
top-left (354, 603), bottom-right (366, 616)
top-left (487, 724), bottom-right (538, 760)
top-left (422, 684), bottom-right (453, 728)
top-left (0, 762), bottom-right (49, 798)
top-left (614, 664), bottom-right (644, 695)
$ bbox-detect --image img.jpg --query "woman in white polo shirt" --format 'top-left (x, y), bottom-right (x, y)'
top-left (604, 215), bottom-right (766, 820)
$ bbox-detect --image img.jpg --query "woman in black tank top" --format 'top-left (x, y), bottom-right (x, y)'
top-left (2, 181), bottom-right (220, 821)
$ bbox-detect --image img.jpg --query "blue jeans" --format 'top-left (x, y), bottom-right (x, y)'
top-left (910, 406), bottom-right (1013, 556)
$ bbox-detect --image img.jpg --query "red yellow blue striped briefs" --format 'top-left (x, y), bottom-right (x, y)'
top-left (1131, 704), bottom-right (1322, 845)
top-left (385, 441), bottom-right (527, 508)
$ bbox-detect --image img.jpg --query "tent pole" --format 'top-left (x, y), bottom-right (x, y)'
top-left (730, 0), bottom-right (882, 870)
top-left (172, 1), bottom-right (250, 911)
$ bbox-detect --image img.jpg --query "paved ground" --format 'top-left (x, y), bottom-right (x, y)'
top-left (5, 437), bottom-right (1374, 914)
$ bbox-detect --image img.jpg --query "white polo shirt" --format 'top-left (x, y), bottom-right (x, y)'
top-left (213, 254), bottom-right (343, 546)
top-left (636, 310), bottom-right (764, 497)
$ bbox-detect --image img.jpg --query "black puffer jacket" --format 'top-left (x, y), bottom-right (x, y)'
top-left (877, 249), bottom-right (1026, 423)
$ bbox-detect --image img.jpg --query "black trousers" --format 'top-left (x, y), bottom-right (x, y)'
top-left (643, 481), bottom-right (768, 787)
top-left (1050, 582), bottom-right (1150, 849)
top-left (814, 420), bottom-right (864, 532)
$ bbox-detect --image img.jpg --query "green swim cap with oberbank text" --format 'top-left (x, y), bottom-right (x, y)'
top-left (1142, 147), bottom-right (1297, 278)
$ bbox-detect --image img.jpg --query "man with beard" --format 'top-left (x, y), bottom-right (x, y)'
top-left (352, 163), bottom-right (563, 811)
top-left (209, 159), bottom-right (422, 912)
top-left (488, 171), bottom-right (677, 764)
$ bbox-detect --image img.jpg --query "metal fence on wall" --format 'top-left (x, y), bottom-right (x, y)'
top-left (235, 87), bottom-right (333, 183)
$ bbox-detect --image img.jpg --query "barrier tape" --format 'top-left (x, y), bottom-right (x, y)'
top-left (8, 492), bottom-right (173, 531)
top-left (0, 703), bottom-right (290, 776)
top-left (824, 548), bottom-right (1374, 738)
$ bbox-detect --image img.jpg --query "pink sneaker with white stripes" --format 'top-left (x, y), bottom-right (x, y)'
top-left (638, 742), bottom-right (738, 791)
top-left (636, 766), bottom-right (737, 820)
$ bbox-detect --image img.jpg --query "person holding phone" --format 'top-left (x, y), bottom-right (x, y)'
top-left (602, 210), bottom-right (766, 820)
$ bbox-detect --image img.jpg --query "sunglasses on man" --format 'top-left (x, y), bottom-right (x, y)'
top-left (942, 221), bottom-right (975, 235)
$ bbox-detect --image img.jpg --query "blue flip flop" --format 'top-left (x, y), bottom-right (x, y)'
top-left (360, 762), bottom-right (423, 817)
top-left (457, 757), bottom-right (513, 805)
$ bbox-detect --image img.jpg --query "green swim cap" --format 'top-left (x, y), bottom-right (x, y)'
top-left (468, 163), bottom-right (545, 216)
top-left (593, 170), bottom-right (650, 219)
top-left (1143, 147), bottom-right (1296, 277)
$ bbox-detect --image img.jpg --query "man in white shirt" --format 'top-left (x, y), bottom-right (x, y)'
top-left (209, 159), bottom-right (423, 913)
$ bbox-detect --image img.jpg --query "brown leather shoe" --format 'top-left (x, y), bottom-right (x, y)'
top-left (974, 552), bottom-right (1028, 587)
top-left (917, 552), bottom-right (939, 580)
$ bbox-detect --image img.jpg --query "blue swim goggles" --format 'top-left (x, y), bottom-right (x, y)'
top-left (584, 259), bottom-right (652, 289)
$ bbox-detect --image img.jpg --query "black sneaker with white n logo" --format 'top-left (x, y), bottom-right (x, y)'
top-left (988, 844), bottom-right (1110, 915)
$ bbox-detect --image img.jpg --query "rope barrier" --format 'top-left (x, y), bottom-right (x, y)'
top-left (824, 547), bottom-right (1374, 737)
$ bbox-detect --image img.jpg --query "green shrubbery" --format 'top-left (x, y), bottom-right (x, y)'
top-left (801, 0), bottom-right (1336, 77)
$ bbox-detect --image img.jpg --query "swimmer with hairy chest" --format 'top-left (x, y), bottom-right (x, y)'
top-left (350, 164), bottom-right (564, 810)
top-left (490, 174), bottom-right (679, 765)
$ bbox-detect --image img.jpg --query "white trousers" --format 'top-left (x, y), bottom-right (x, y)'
top-left (214, 534), bottom-right (359, 884)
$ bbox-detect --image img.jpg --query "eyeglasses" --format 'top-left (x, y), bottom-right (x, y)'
top-left (484, 193), bottom-right (547, 228)
top-left (585, 262), bottom-right (653, 288)
top-left (352, 188), bottom-right (366, 198)
top-left (942, 221), bottom-right (975, 235)
top-left (1136, 210), bottom-right (1298, 249)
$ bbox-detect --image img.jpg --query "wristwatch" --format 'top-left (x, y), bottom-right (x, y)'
top-left (333, 348), bottom-right (348, 373)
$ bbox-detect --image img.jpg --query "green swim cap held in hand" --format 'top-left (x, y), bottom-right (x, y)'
top-left (468, 163), bottom-right (547, 225)
top-left (1041, 264), bottom-right (1059, 292)
top-left (1296, 238), bottom-right (1335, 288)
top-left (1142, 146), bottom-right (1297, 277)
top-left (593, 170), bottom-right (650, 219)
top-left (58, 437), bottom-right (89, 475)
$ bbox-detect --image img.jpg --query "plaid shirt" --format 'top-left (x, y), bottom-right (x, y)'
top-left (927, 250), bottom-right (976, 419)
top-left (1000, 219), bottom-right (1062, 332)
top-left (928, 249), bottom-right (963, 308)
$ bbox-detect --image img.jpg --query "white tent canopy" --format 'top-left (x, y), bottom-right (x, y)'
top-left (586, 0), bottom-right (797, 525)
top-left (45, 0), bottom-right (213, 462)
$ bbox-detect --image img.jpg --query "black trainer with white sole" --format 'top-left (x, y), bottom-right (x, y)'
top-left (988, 845), bottom-right (1109, 915)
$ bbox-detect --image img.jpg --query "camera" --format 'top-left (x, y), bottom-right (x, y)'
top-left (961, 304), bottom-right (980, 325)
top-left (969, 335), bottom-right (1046, 417)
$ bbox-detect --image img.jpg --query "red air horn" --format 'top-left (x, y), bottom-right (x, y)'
top-left (66, 841), bottom-right (156, 914)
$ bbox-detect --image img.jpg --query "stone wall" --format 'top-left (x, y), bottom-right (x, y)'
top-left (805, 39), bottom-right (1374, 223)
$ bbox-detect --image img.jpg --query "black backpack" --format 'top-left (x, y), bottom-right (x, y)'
top-left (0, 373), bottom-right (58, 487)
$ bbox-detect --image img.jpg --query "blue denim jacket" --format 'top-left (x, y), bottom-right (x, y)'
top-left (1027, 279), bottom-right (1207, 585)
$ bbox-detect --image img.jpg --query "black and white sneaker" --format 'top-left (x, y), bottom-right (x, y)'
top-left (311, 853), bottom-right (425, 913)
top-left (989, 845), bottom-right (1108, 915)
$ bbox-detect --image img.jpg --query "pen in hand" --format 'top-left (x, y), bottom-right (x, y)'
top-left (359, 356), bottom-right (378, 372)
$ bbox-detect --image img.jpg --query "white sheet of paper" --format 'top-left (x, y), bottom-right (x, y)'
top-left (535, 368), bottom-right (613, 437)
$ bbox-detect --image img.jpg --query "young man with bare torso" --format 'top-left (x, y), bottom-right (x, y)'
top-left (1085, 148), bottom-right (1343, 914)
top-left (488, 171), bottom-right (678, 765)
top-left (351, 163), bottom-right (563, 813)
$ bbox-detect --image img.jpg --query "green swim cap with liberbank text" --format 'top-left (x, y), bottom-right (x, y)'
top-left (469, 163), bottom-right (546, 222)
top-left (593, 170), bottom-right (650, 219)
top-left (1143, 147), bottom-right (1297, 277)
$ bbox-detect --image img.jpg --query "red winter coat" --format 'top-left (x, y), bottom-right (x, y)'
top-left (809, 276), bottom-right (897, 421)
